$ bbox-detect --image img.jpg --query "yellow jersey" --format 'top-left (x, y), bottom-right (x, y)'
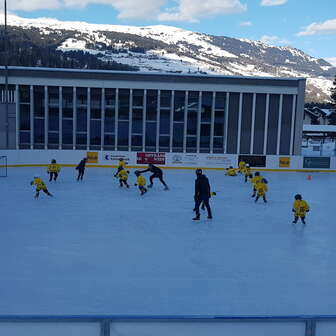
top-left (118, 170), bottom-right (128, 181)
top-left (293, 200), bottom-right (310, 217)
top-left (31, 178), bottom-right (47, 190)
top-left (137, 175), bottom-right (146, 187)
top-left (47, 164), bottom-right (61, 173)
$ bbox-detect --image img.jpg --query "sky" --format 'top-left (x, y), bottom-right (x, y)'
top-left (3, 0), bottom-right (336, 66)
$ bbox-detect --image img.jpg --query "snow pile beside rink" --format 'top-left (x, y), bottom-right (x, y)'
top-left (0, 167), bottom-right (335, 315)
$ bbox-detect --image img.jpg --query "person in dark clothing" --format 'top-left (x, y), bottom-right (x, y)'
top-left (193, 168), bottom-right (212, 220)
top-left (76, 158), bottom-right (87, 181)
top-left (139, 163), bottom-right (169, 190)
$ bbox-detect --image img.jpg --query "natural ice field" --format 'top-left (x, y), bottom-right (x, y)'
top-left (0, 167), bottom-right (335, 316)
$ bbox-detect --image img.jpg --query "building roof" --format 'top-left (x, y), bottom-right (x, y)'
top-left (303, 124), bottom-right (336, 133)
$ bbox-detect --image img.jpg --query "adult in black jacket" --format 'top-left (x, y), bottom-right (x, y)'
top-left (193, 169), bottom-right (212, 220)
top-left (139, 163), bottom-right (169, 190)
top-left (76, 158), bottom-right (87, 181)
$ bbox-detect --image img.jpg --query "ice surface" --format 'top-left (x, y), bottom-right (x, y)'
top-left (0, 168), bottom-right (335, 315)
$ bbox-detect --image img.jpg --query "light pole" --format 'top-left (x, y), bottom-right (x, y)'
top-left (3, 0), bottom-right (9, 149)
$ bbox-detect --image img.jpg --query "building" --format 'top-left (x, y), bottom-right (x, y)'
top-left (303, 107), bottom-right (336, 125)
top-left (0, 67), bottom-right (305, 156)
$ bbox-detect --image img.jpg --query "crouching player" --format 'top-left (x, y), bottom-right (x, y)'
top-left (292, 194), bottom-right (310, 224)
top-left (254, 178), bottom-right (268, 203)
top-left (225, 166), bottom-right (237, 176)
top-left (243, 164), bottom-right (252, 182)
top-left (134, 171), bottom-right (147, 195)
top-left (117, 168), bottom-right (130, 188)
top-left (30, 175), bottom-right (53, 199)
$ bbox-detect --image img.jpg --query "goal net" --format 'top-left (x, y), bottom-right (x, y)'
top-left (0, 156), bottom-right (7, 177)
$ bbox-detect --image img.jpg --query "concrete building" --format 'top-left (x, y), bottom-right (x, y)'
top-left (0, 66), bottom-right (306, 155)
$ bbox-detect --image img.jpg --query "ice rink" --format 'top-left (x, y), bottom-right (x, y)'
top-left (0, 167), bottom-right (335, 315)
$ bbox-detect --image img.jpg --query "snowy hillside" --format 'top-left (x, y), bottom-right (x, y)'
top-left (2, 14), bottom-right (336, 102)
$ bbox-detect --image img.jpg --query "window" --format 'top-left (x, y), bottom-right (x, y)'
top-left (173, 123), bottom-right (183, 151)
top-left (253, 94), bottom-right (266, 154)
top-left (201, 91), bottom-right (212, 123)
top-left (132, 108), bottom-right (143, 134)
top-left (77, 87), bottom-right (87, 106)
top-left (146, 90), bottom-right (158, 121)
top-left (48, 107), bottom-right (59, 131)
top-left (160, 109), bottom-right (170, 135)
top-left (105, 89), bottom-right (116, 107)
top-left (174, 91), bottom-right (185, 122)
top-left (34, 118), bottom-right (44, 144)
top-left (240, 93), bottom-right (253, 154)
top-left (77, 108), bottom-right (87, 132)
top-left (62, 119), bottom-right (73, 145)
top-left (160, 90), bottom-right (171, 108)
top-left (90, 120), bottom-right (101, 145)
top-left (76, 133), bottom-right (87, 145)
top-left (266, 94), bottom-right (280, 155)
top-left (62, 87), bottom-right (73, 118)
top-left (20, 104), bottom-right (30, 130)
top-left (33, 86), bottom-right (45, 117)
top-left (48, 87), bottom-right (59, 106)
top-left (279, 94), bottom-right (293, 155)
top-left (105, 108), bottom-right (115, 133)
top-left (133, 89), bottom-right (144, 108)
top-left (226, 92), bottom-right (240, 154)
top-left (104, 134), bottom-right (114, 146)
top-left (146, 122), bottom-right (156, 147)
top-left (200, 123), bottom-right (210, 151)
top-left (118, 89), bottom-right (130, 120)
top-left (118, 121), bottom-right (129, 146)
top-left (19, 85), bottom-right (30, 103)
top-left (91, 88), bottom-right (101, 119)
top-left (48, 132), bottom-right (59, 144)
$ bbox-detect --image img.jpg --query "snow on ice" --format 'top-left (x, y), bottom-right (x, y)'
top-left (0, 167), bottom-right (335, 315)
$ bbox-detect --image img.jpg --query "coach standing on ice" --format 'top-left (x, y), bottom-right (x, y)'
top-left (193, 169), bottom-right (212, 220)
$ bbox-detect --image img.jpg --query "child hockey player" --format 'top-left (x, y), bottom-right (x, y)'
top-left (251, 172), bottom-right (263, 197)
top-left (47, 159), bottom-right (61, 182)
top-left (238, 160), bottom-right (246, 174)
top-left (134, 171), bottom-right (147, 195)
top-left (114, 158), bottom-right (126, 177)
top-left (76, 158), bottom-right (87, 181)
top-left (292, 194), bottom-right (310, 224)
top-left (117, 168), bottom-right (130, 188)
top-left (243, 164), bottom-right (252, 182)
top-left (254, 178), bottom-right (268, 203)
top-left (139, 163), bottom-right (169, 190)
top-left (225, 166), bottom-right (237, 176)
top-left (30, 175), bottom-right (53, 199)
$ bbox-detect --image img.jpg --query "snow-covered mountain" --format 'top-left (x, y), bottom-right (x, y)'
top-left (3, 14), bottom-right (336, 102)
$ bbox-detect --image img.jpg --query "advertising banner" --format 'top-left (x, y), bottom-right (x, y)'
top-left (303, 157), bottom-right (330, 169)
top-left (238, 155), bottom-right (266, 167)
top-left (169, 154), bottom-right (198, 166)
top-left (279, 157), bottom-right (291, 168)
top-left (204, 155), bottom-right (233, 167)
top-left (137, 152), bottom-right (166, 165)
top-left (86, 151), bottom-right (98, 163)
top-left (104, 153), bottom-right (131, 164)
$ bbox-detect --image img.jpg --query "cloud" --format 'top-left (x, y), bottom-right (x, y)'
top-left (240, 21), bottom-right (252, 26)
top-left (260, 35), bottom-right (290, 45)
top-left (260, 0), bottom-right (287, 6)
top-left (158, 0), bottom-right (247, 23)
top-left (6, 0), bottom-right (165, 19)
top-left (325, 57), bottom-right (336, 67)
top-left (297, 18), bottom-right (336, 36)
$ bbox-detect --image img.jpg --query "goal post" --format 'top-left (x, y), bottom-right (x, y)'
top-left (0, 156), bottom-right (7, 177)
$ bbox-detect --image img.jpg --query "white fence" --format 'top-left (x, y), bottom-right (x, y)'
top-left (1, 315), bottom-right (336, 336)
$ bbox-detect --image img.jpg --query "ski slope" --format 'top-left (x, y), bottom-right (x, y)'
top-left (0, 168), bottom-right (334, 315)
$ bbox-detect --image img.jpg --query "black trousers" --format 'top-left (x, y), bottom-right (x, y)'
top-left (49, 172), bottom-right (58, 181)
top-left (139, 186), bottom-right (147, 194)
top-left (194, 198), bottom-right (212, 217)
top-left (293, 216), bottom-right (306, 224)
top-left (255, 194), bottom-right (267, 202)
top-left (150, 172), bottom-right (167, 187)
top-left (119, 179), bottom-right (129, 187)
top-left (77, 168), bottom-right (85, 180)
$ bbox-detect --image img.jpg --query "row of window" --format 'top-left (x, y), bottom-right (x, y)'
top-left (17, 86), bottom-right (296, 154)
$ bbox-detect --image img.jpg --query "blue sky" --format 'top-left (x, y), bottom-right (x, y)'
top-left (6, 0), bottom-right (336, 65)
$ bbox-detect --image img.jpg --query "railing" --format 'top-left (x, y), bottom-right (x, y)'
top-left (1, 315), bottom-right (336, 336)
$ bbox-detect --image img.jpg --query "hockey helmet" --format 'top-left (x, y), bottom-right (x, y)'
top-left (295, 194), bottom-right (302, 200)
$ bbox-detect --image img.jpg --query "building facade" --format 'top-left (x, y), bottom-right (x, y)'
top-left (0, 67), bottom-right (305, 155)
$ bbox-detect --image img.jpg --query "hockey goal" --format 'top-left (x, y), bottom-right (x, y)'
top-left (0, 156), bottom-right (7, 177)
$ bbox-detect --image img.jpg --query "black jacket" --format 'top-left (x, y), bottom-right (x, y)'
top-left (76, 159), bottom-right (87, 170)
top-left (140, 165), bottom-right (162, 175)
top-left (194, 174), bottom-right (211, 200)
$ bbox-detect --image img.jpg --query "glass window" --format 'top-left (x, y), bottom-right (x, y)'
top-left (118, 89), bottom-right (130, 120)
top-left (146, 90), bottom-right (158, 121)
top-left (77, 87), bottom-right (87, 106)
top-left (188, 91), bottom-right (199, 109)
top-left (62, 87), bottom-right (73, 118)
top-left (174, 91), bottom-right (185, 122)
top-left (34, 119), bottom-right (44, 144)
top-left (132, 108), bottom-right (143, 134)
top-left (77, 107), bottom-right (87, 132)
top-left (104, 134), bottom-right (114, 146)
top-left (20, 104), bottom-right (30, 130)
top-left (105, 108), bottom-right (115, 133)
top-left (133, 89), bottom-right (144, 108)
top-left (19, 85), bottom-right (30, 103)
top-left (253, 94), bottom-right (267, 154)
top-left (186, 136), bottom-right (197, 149)
top-left (48, 132), bottom-right (59, 144)
top-left (213, 137), bottom-right (224, 151)
top-left (91, 88), bottom-right (101, 119)
top-left (201, 91), bottom-right (212, 123)
top-left (173, 123), bottom-right (183, 150)
top-left (48, 107), bottom-right (59, 131)
top-left (159, 136), bottom-right (169, 148)
top-left (187, 110), bottom-right (197, 136)
top-left (33, 86), bottom-right (45, 117)
top-left (240, 93), bottom-right (253, 154)
top-left (279, 94), bottom-right (293, 155)
top-left (200, 123), bottom-right (210, 151)
top-left (266, 94), bottom-right (280, 155)
top-left (48, 86), bottom-right (59, 106)
top-left (118, 121), bottom-right (129, 146)
top-left (105, 88), bottom-right (116, 107)
top-left (62, 119), bottom-right (73, 145)
top-left (215, 92), bottom-right (226, 110)
top-left (214, 92), bottom-right (226, 138)
top-left (146, 122), bottom-right (156, 147)
top-left (90, 120), bottom-right (101, 145)
top-left (20, 131), bottom-right (30, 144)
top-left (160, 90), bottom-right (171, 108)
top-left (160, 109), bottom-right (170, 135)
top-left (76, 133), bottom-right (87, 145)
top-left (132, 135), bottom-right (142, 147)
top-left (226, 92), bottom-right (240, 154)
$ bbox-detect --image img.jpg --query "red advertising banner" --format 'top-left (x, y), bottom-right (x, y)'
top-left (137, 152), bottom-right (166, 165)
